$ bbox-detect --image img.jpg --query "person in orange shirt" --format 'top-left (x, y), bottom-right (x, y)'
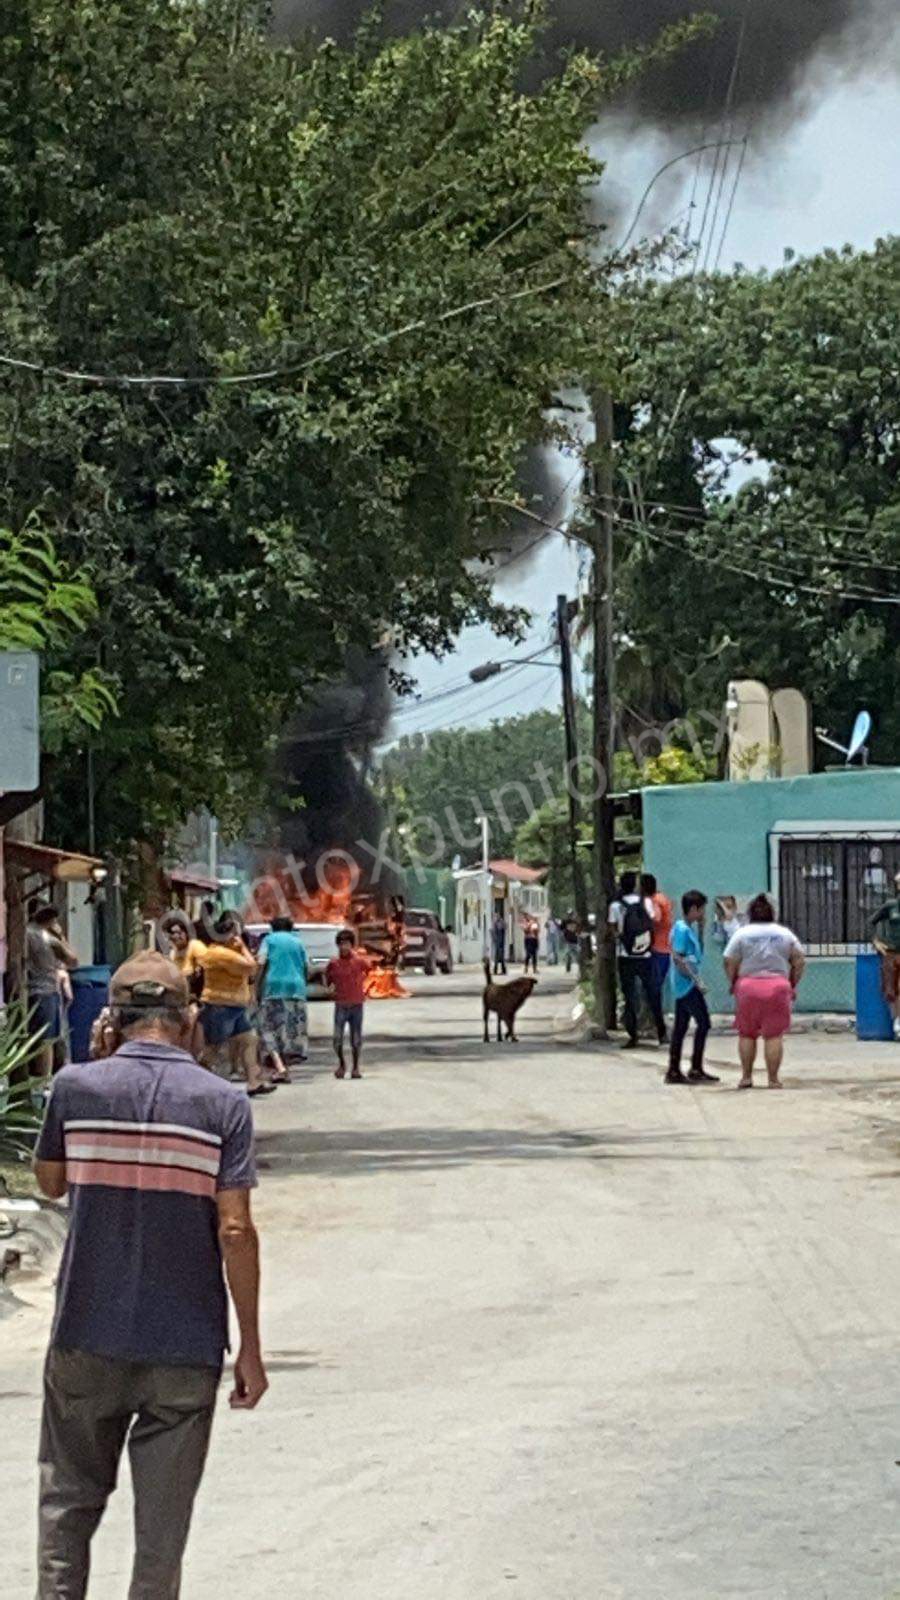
top-left (642, 873), bottom-right (674, 1009)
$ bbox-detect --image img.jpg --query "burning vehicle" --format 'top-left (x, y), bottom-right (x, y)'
top-left (245, 854), bottom-right (409, 999)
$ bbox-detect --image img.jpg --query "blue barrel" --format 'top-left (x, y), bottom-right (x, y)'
top-left (856, 952), bottom-right (894, 1041)
top-left (69, 965), bottom-right (112, 1062)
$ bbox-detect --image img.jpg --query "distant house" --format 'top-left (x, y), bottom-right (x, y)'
top-left (643, 767), bottom-right (900, 1013)
top-left (454, 858), bottom-right (548, 965)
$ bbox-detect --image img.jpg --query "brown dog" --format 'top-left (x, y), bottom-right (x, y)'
top-left (483, 959), bottom-right (537, 1043)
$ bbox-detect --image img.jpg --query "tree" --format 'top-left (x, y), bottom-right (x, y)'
top-left (377, 701), bottom-right (592, 868)
top-left (514, 795), bottom-right (585, 912)
top-left (0, 527), bottom-right (114, 759)
top-left (607, 240), bottom-right (900, 756)
top-left (513, 743), bottom-right (714, 906)
top-left (0, 1), bottom-right (709, 858)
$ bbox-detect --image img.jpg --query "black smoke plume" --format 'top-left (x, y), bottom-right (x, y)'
top-left (264, 1), bottom-right (896, 868)
top-left (275, 1), bottom-right (897, 132)
top-left (262, 650), bottom-right (405, 901)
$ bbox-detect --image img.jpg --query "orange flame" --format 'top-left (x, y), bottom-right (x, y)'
top-left (246, 852), bottom-right (410, 1001)
top-left (364, 968), bottom-right (410, 1001)
top-left (248, 855), bottom-right (355, 926)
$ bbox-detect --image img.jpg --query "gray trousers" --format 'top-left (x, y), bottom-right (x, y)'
top-left (37, 1346), bottom-right (220, 1599)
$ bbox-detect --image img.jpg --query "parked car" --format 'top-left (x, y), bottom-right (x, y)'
top-left (243, 922), bottom-right (339, 998)
top-left (401, 910), bottom-right (453, 975)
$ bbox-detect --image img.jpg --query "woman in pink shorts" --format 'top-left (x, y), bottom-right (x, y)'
top-left (723, 895), bottom-right (806, 1089)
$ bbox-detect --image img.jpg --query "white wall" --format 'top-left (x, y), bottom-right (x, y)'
top-left (65, 882), bottom-right (95, 967)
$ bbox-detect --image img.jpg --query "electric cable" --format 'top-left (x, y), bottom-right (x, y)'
top-left (488, 497), bottom-right (900, 607)
top-left (613, 140), bottom-right (745, 259)
top-left (701, 8), bottom-right (748, 275)
top-left (0, 272), bottom-right (573, 391)
top-left (623, 493), bottom-right (900, 569)
top-left (391, 642), bottom-right (554, 721)
top-left (614, 517), bottom-right (900, 608)
top-left (485, 457), bottom-right (585, 573)
top-left (713, 134), bottom-right (749, 273)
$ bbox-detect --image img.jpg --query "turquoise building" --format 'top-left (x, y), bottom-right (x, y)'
top-left (643, 768), bottom-right (900, 1013)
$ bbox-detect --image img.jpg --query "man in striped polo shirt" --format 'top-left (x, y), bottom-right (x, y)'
top-left (33, 950), bottom-right (267, 1599)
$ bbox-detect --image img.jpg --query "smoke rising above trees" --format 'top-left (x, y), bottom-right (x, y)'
top-left (275, 0), bottom-right (898, 135)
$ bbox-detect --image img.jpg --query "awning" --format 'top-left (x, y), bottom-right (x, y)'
top-left (488, 859), bottom-right (548, 884)
top-left (5, 839), bottom-right (104, 883)
top-left (167, 865), bottom-right (219, 894)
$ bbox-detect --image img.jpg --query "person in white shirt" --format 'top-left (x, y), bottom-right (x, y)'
top-left (724, 893), bottom-right (805, 1089)
top-left (608, 871), bottom-right (667, 1050)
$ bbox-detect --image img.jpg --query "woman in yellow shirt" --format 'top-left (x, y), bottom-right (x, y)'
top-left (197, 914), bottom-right (273, 1095)
top-left (163, 915), bottom-right (206, 983)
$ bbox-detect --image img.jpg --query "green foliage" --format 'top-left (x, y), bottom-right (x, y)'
top-left (0, 527), bottom-right (116, 752)
top-left (615, 744), bottom-right (715, 790)
top-left (0, 1006), bottom-right (44, 1164)
top-left (378, 703), bottom-right (591, 866)
top-left (607, 240), bottom-right (900, 756)
top-left (511, 743), bottom-right (712, 906)
top-left (514, 794), bottom-right (588, 912)
top-left (0, 0), bottom-right (712, 853)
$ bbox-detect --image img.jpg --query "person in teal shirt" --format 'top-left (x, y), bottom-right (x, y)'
top-left (665, 891), bottom-right (719, 1086)
top-left (256, 917), bottom-right (309, 1081)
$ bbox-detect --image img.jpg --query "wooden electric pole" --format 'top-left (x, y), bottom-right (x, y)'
top-left (590, 392), bottom-right (617, 1034)
top-left (556, 593), bottom-right (591, 977)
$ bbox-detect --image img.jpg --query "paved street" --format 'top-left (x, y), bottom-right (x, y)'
top-left (4, 968), bottom-right (900, 1598)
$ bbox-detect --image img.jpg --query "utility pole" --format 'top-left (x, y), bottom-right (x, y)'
top-left (591, 392), bottom-right (617, 1034)
top-left (556, 594), bottom-right (591, 977)
top-left (477, 812), bottom-right (491, 961)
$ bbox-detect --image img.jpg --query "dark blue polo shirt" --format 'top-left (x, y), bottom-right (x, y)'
top-left (36, 1040), bottom-right (256, 1369)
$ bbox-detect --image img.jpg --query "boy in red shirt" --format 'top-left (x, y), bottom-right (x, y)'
top-left (324, 929), bottom-right (373, 1079)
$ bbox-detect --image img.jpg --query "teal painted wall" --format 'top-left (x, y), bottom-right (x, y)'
top-left (643, 768), bottom-right (900, 1013)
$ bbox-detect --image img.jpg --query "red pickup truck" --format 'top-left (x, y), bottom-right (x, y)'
top-left (401, 909), bottom-right (454, 975)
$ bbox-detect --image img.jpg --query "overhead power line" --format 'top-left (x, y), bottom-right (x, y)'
top-left (697, 7), bottom-right (748, 275)
top-left (487, 496), bottom-right (900, 609)
top-left (628, 493), bottom-right (900, 567)
top-left (0, 273), bottom-right (573, 391)
top-left (613, 516), bottom-right (900, 608)
top-left (392, 643), bottom-right (554, 720)
top-left (713, 134), bottom-right (749, 272)
top-left (614, 140), bottom-right (745, 259)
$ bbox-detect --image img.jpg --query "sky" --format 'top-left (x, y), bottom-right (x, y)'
top-left (384, 52), bottom-right (900, 745)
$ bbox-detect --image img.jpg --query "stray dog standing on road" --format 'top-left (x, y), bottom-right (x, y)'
top-left (483, 959), bottom-right (537, 1043)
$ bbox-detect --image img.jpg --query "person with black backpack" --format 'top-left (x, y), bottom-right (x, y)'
top-left (608, 871), bottom-right (668, 1050)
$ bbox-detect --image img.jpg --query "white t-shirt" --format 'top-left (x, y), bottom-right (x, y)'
top-left (608, 895), bottom-right (654, 959)
top-left (723, 922), bottom-right (803, 979)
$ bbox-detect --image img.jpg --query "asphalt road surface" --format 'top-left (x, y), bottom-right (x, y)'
top-left (4, 968), bottom-right (900, 1598)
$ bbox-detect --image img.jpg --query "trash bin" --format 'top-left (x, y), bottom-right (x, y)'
top-left (69, 965), bottom-right (112, 1063)
top-left (855, 952), bottom-right (894, 1041)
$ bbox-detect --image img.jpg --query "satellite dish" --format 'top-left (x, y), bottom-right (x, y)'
top-left (847, 710), bottom-right (872, 763)
top-left (815, 709), bottom-right (872, 766)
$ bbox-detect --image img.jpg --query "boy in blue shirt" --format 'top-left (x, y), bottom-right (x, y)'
top-left (665, 890), bottom-right (720, 1086)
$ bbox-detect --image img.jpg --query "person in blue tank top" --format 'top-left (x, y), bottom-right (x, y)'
top-left (256, 917), bottom-right (309, 1081)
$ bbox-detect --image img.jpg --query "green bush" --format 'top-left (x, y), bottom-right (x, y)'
top-left (0, 1006), bottom-right (45, 1164)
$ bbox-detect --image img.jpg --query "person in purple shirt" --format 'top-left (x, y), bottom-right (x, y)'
top-left (33, 950), bottom-right (268, 1598)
